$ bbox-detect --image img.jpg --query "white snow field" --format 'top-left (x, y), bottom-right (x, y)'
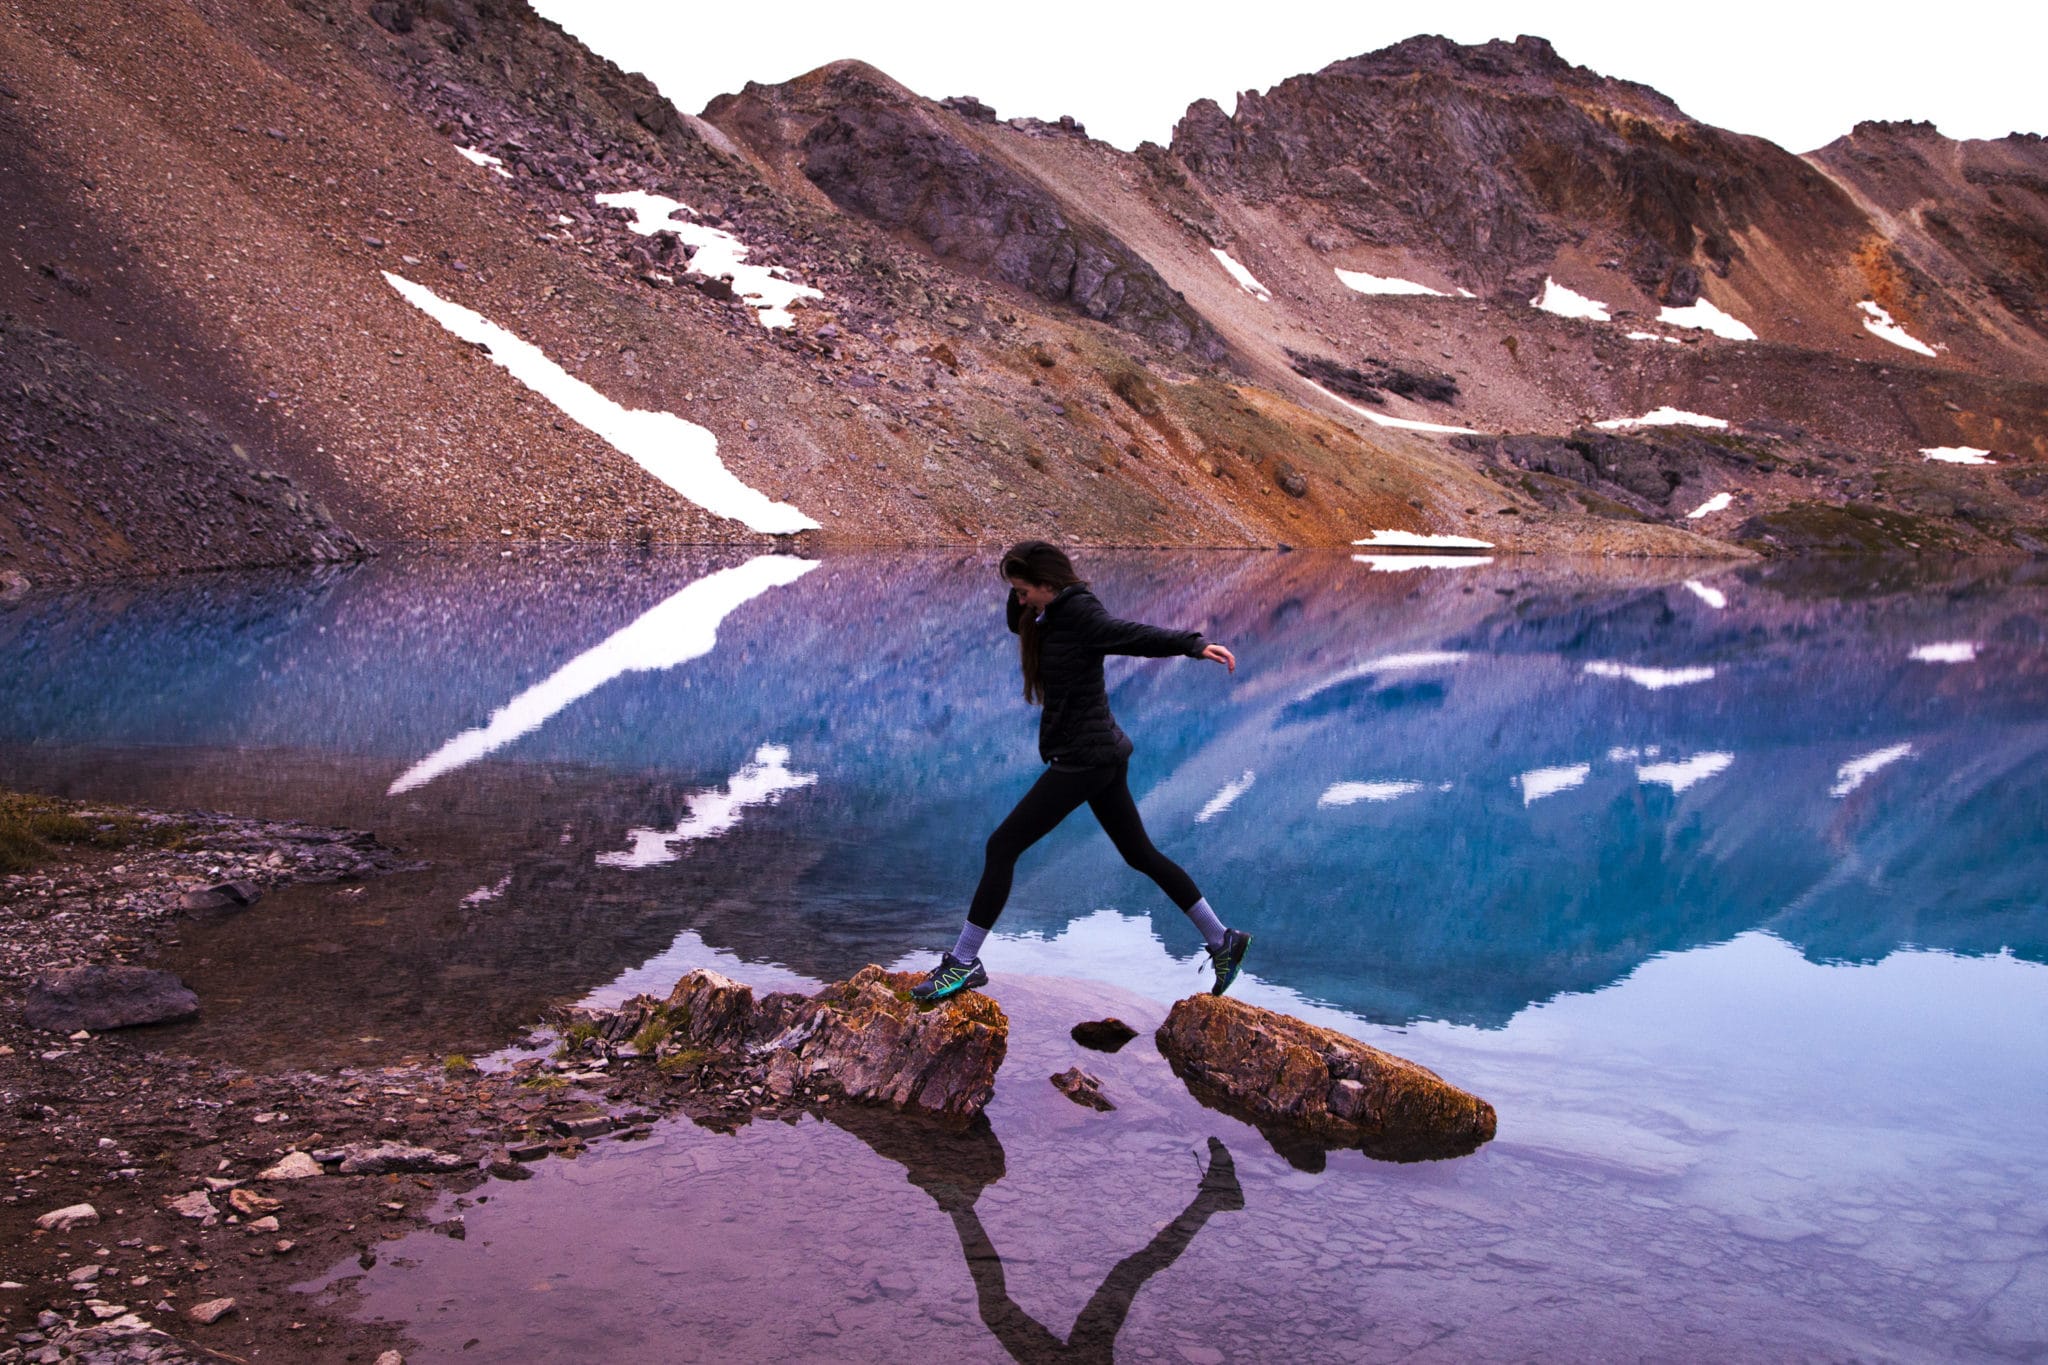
top-left (1530, 277), bottom-right (1611, 321)
top-left (1637, 751), bottom-right (1734, 794)
top-left (1627, 331), bottom-right (1685, 344)
top-left (1596, 407), bottom-right (1730, 431)
top-left (388, 556), bottom-right (820, 795)
top-left (1211, 248), bottom-right (1272, 301)
top-left (1830, 743), bottom-right (1915, 799)
top-left (1857, 301), bottom-right (1938, 358)
top-left (1334, 268), bottom-right (1450, 297)
top-left (1921, 447), bottom-right (1997, 465)
top-left (596, 190), bottom-right (823, 329)
top-left (1657, 298), bottom-right (1758, 340)
top-left (598, 743), bottom-right (818, 869)
top-left (1688, 492), bottom-right (1735, 519)
top-left (382, 273), bottom-right (816, 534)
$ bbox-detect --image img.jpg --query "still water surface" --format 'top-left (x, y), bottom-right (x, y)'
top-left (2, 550), bottom-right (2044, 1361)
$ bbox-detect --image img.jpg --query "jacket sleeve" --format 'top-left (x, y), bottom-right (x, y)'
top-left (1071, 593), bottom-right (1205, 658)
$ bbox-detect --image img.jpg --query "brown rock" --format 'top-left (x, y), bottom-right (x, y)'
top-left (187, 1297), bottom-right (236, 1325)
top-left (1156, 995), bottom-right (1495, 1165)
top-left (1049, 1066), bottom-right (1114, 1111)
top-left (643, 966), bottom-right (1008, 1122)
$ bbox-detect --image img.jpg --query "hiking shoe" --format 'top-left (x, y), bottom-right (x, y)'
top-left (910, 952), bottom-right (988, 1004)
top-left (1202, 929), bottom-right (1251, 997)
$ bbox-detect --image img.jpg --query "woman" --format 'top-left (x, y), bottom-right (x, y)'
top-left (912, 541), bottom-right (1250, 1003)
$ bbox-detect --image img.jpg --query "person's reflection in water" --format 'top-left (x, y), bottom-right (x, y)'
top-left (831, 1111), bottom-right (1245, 1362)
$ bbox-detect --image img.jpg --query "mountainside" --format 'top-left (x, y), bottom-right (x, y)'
top-left (2, 4), bottom-right (2045, 586)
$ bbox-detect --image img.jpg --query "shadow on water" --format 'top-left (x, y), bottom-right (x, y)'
top-left (831, 1109), bottom-right (1246, 1364)
top-left (2, 547), bottom-right (2046, 1063)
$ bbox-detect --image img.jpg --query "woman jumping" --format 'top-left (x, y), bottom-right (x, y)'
top-left (911, 541), bottom-right (1251, 1003)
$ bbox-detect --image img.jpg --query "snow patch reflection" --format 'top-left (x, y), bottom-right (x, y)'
top-left (599, 744), bottom-right (818, 869)
top-left (1911, 641), bottom-right (1979, 664)
top-left (1195, 770), bottom-right (1256, 824)
top-left (1637, 752), bottom-right (1734, 793)
top-left (1319, 780), bottom-right (1424, 807)
top-left (1517, 763), bottom-right (1592, 806)
top-left (1583, 660), bottom-right (1716, 690)
top-left (388, 556), bottom-right (819, 794)
top-left (1831, 743), bottom-right (1914, 799)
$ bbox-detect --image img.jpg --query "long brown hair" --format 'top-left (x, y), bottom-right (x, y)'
top-left (1000, 541), bottom-right (1085, 705)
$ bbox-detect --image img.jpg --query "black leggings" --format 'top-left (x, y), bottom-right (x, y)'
top-left (968, 759), bottom-right (1202, 930)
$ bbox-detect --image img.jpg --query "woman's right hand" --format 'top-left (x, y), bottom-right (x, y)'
top-left (1201, 643), bottom-right (1237, 674)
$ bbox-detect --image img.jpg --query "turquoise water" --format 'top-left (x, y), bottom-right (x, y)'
top-left (3, 550), bottom-right (2045, 1360)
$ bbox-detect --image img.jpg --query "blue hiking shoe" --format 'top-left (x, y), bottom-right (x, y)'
top-left (1202, 929), bottom-right (1251, 997)
top-left (910, 952), bottom-right (988, 1004)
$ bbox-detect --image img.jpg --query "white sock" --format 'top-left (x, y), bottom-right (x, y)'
top-left (949, 921), bottom-right (989, 962)
top-left (1184, 897), bottom-right (1229, 950)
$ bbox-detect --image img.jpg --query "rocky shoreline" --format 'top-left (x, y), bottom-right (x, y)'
top-left (1, 792), bottom-right (1498, 1362)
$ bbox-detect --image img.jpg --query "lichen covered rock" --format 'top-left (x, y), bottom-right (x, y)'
top-left (1156, 995), bottom-right (1495, 1165)
top-left (570, 965), bottom-right (1008, 1123)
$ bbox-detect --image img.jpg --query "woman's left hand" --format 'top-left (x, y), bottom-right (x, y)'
top-left (1201, 643), bottom-right (1237, 674)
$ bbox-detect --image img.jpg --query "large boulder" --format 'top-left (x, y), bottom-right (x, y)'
top-left (575, 966), bottom-right (1009, 1123)
top-left (24, 965), bottom-right (199, 1032)
top-left (1156, 995), bottom-right (1495, 1165)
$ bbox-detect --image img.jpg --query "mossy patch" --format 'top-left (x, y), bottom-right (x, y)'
top-left (0, 789), bottom-right (194, 873)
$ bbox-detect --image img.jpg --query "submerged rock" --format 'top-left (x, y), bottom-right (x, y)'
top-left (566, 965), bottom-right (1008, 1122)
top-left (24, 965), bottom-right (199, 1032)
top-left (1155, 995), bottom-right (1496, 1166)
top-left (1069, 1017), bottom-right (1139, 1053)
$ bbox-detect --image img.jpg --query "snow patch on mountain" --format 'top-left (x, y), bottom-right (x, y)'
top-left (1857, 301), bottom-right (1938, 358)
top-left (1353, 530), bottom-right (1494, 550)
top-left (454, 145), bottom-right (512, 178)
top-left (1530, 278), bottom-right (1610, 321)
top-left (1657, 298), bottom-right (1757, 341)
top-left (1211, 248), bottom-right (1271, 301)
top-left (1687, 492), bottom-right (1735, 519)
top-left (1334, 268), bottom-right (1448, 297)
top-left (1596, 407), bottom-right (1729, 431)
top-left (1921, 447), bottom-right (1996, 465)
top-left (597, 190), bottom-right (823, 329)
top-left (382, 272), bottom-right (817, 534)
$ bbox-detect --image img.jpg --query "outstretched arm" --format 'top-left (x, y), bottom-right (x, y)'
top-left (1071, 594), bottom-right (1209, 660)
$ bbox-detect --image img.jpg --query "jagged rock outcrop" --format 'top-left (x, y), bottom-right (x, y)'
top-left (704, 63), bottom-right (1229, 361)
top-left (1156, 994), bottom-right (1496, 1165)
top-left (24, 965), bottom-right (200, 1032)
top-left (562, 965), bottom-right (1008, 1122)
top-left (1168, 35), bottom-right (1865, 303)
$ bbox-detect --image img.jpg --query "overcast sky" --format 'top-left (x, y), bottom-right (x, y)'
top-left (532, 0), bottom-right (2043, 155)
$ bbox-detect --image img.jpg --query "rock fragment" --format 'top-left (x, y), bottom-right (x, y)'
top-left (24, 966), bottom-right (199, 1032)
top-left (187, 1297), bottom-right (237, 1324)
top-left (1050, 1066), bottom-right (1115, 1111)
top-left (257, 1152), bottom-right (323, 1181)
top-left (35, 1203), bottom-right (99, 1232)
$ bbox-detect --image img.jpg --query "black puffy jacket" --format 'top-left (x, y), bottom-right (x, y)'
top-left (1008, 585), bottom-right (1207, 768)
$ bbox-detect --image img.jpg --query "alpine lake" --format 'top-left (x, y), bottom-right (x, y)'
top-left (3, 548), bottom-right (2043, 1363)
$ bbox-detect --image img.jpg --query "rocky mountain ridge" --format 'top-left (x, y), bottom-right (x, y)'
top-left (1, 1), bottom-right (2044, 585)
